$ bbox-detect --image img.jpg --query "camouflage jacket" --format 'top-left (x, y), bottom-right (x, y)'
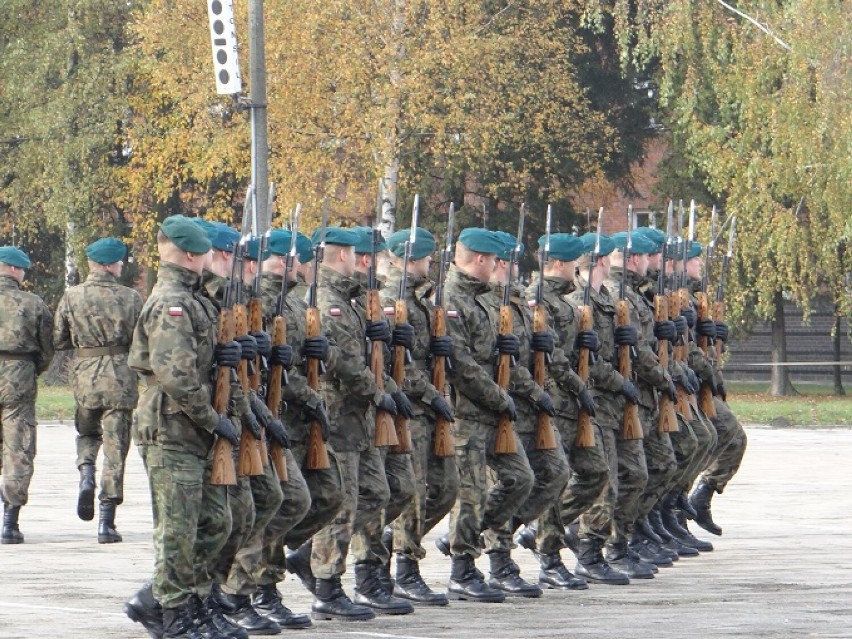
top-left (0, 275), bottom-right (54, 404)
top-left (686, 278), bottom-right (720, 386)
top-left (443, 265), bottom-right (512, 426)
top-left (293, 272), bottom-right (310, 304)
top-left (53, 271), bottom-right (142, 410)
top-left (130, 262), bottom-right (219, 458)
top-left (380, 265), bottom-right (442, 418)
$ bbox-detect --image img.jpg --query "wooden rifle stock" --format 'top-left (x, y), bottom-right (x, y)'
top-left (265, 314), bottom-right (288, 482)
top-left (234, 304), bottom-right (264, 476)
top-left (713, 300), bottom-right (725, 362)
top-left (695, 292), bottom-right (717, 418)
top-left (431, 306), bottom-right (454, 457)
top-left (390, 299), bottom-right (413, 453)
top-left (654, 295), bottom-right (679, 433)
top-left (210, 308), bottom-right (238, 485)
top-left (368, 289), bottom-right (398, 447)
top-left (304, 306), bottom-right (330, 469)
top-left (495, 305), bottom-right (517, 454)
top-left (532, 303), bottom-right (557, 450)
top-left (668, 290), bottom-right (693, 420)
top-left (247, 298), bottom-right (270, 465)
top-left (574, 305), bottom-right (595, 448)
top-left (617, 300), bottom-right (642, 440)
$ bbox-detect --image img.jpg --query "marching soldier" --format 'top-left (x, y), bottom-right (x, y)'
top-left (53, 237), bottom-right (142, 543)
top-left (0, 246), bottom-right (53, 545)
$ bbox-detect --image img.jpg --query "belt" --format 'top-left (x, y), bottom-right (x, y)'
top-left (76, 345), bottom-right (128, 358)
top-left (0, 352), bottom-right (35, 362)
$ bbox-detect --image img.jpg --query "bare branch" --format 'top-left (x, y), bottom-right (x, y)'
top-left (713, 0), bottom-right (792, 51)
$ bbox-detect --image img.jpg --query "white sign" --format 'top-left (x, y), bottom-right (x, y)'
top-left (207, 0), bottom-right (242, 95)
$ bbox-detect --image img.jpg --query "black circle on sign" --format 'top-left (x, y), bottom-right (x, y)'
top-left (211, 1), bottom-right (223, 15)
top-left (219, 69), bottom-right (230, 84)
top-left (217, 50), bottom-right (227, 64)
top-left (213, 19), bottom-right (224, 35)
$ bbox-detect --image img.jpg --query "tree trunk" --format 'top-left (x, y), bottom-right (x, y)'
top-left (65, 219), bottom-right (79, 287)
top-left (833, 308), bottom-right (845, 396)
top-left (769, 290), bottom-right (797, 396)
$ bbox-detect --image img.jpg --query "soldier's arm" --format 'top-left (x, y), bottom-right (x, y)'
top-left (548, 344), bottom-right (587, 397)
top-left (52, 293), bottom-right (74, 351)
top-left (36, 301), bottom-right (55, 375)
top-left (633, 328), bottom-right (672, 391)
top-left (323, 314), bottom-right (383, 406)
top-left (688, 342), bottom-right (716, 385)
top-left (590, 353), bottom-right (625, 392)
top-left (279, 313), bottom-right (323, 410)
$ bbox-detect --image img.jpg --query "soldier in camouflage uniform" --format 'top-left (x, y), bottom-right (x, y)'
top-left (442, 228), bottom-right (534, 603)
top-left (0, 246), bottom-right (53, 545)
top-left (381, 228), bottom-right (458, 606)
top-left (54, 238), bottom-right (142, 543)
top-left (293, 233), bottom-right (314, 301)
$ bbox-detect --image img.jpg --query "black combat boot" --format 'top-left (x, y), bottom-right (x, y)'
top-left (574, 538), bottom-right (630, 585)
top-left (487, 551), bottom-right (542, 598)
top-left (2, 503), bottom-right (24, 544)
top-left (98, 501), bottom-right (123, 544)
top-left (434, 533), bottom-right (451, 557)
top-left (661, 492), bottom-right (708, 554)
top-left (162, 605), bottom-right (205, 639)
top-left (629, 533), bottom-right (672, 568)
top-left (77, 463), bottom-right (96, 521)
top-left (447, 555), bottom-right (505, 603)
top-left (676, 490), bottom-right (698, 519)
top-left (353, 562), bottom-right (414, 615)
top-left (188, 594), bottom-right (229, 639)
top-left (284, 541), bottom-right (316, 594)
top-left (647, 506), bottom-right (681, 560)
top-left (563, 522), bottom-right (580, 557)
top-left (514, 525), bottom-right (537, 553)
top-left (394, 556), bottom-right (448, 606)
top-left (689, 479), bottom-right (723, 536)
top-left (124, 581), bottom-right (164, 639)
top-left (637, 515), bottom-right (664, 546)
top-left (675, 511), bottom-right (714, 552)
top-left (538, 552), bottom-right (588, 590)
top-left (204, 590), bottom-right (248, 639)
top-left (312, 576), bottom-right (375, 621)
top-left (212, 586), bottom-right (280, 635)
top-left (604, 539), bottom-right (655, 579)
top-left (251, 584), bottom-right (312, 629)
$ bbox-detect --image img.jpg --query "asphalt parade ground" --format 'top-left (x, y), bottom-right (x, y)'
top-left (1, 424), bottom-right (851, 639)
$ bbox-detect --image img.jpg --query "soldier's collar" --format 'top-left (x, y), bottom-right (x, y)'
top-left (87, 270), bottom-right (117, 283)
top-left (0, 274), bottom-right (21, 289)
top-left (159, 261), bottom-right (202, 288)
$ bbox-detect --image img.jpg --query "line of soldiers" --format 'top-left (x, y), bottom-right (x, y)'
top-left (0, 206), bottom-right (746, 639)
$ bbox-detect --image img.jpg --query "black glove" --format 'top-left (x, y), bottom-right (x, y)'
top-left (718, 382), bottom-right (727, 402)
top-left (429, 335), bottom-right (454, 358)
top-left (495, 334), bottom-right (520, 357)
top-left (681, 306), bottom-right (697, 329)
top-left (622, 379), bottom-right (640, 405)
top-left (235, 334), bottom-right (258, 361)
top-left (574, 330), bottom-right (600, 353)
top-left (366, 320), bottom-right (392, 344)
top-left (664, 379), bottom-right (678, 402)
top-left (614, 325), bottom-right (638, 347)
top-left (503, 396), bottom-right (517, 421)
top-left (302, 336), bottom-right (329, 362)
top-left (214, 414), bottom-right (239, 446)
top-left (673, 315), bottom-right (688, 337)
top-left (577, 388), bottom-right (597, 417)
top-left (266, 418), bottom-right (291, 449)
top-left (270, 344), bottom-right (294, 370)
top-left (715, 321), bottom-right (729, 342)
top-left (250, 331), bottom-right (272, 359)
top-left (531, 331), bottom-right (554, 355)
top-left (697, 319), bottom-right (717, 339)
top-left (653, 320), bottom-right (677, 342)
top-left (391, 323), bottom-right (416, 351)
top-left (248, 393), bottom-right (269, 423)
top-left (391, 391), bottom-right (414, 419)
top-left (242, 412), bottom-right (262, 440)
top-left (214, 340), bottom-right (242, 368)
top-left (536, 392), bottom-right (556, 416)
top-left (305, 403), bottom-right (331, 441)
top-left (376, 392), bottom-right (398, 415)
top-left (686, 368), bottom-right (701, 395)
top-left (430, 396), bottom-right (455, 422)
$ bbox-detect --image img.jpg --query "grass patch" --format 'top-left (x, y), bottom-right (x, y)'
top-left (727, 382), bottom-right (852, 426)
top-left (36, 385), bottom-right (76, 421)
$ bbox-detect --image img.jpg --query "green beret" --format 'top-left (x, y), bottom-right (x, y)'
top-left (351, 226), bottom-right (387, 254)
top-left (244, 237), bottom-right (267, 261)
top-left (85, 237), bottom-right (126, 265)
top-left (311, 227), bottom-right (360, 247)
top-left (540, 233), bottom-right (584, 262)
top-left (611, 231), bottom-right (657, 256)
top-left (266, 229), bottom-right (294, 256)
top-left (664, 237), bottom-right (700, 260)
top-left (160, 215), bottom-right (212, 254)
top-left (0, 246), bottom-right (32, 269)
top-left (458, 228), bottom-right (503, 255)
top-left (296, 233), bottom-right (314, 263)
top-left (387, 227), bottom-right (436, 260)
top-left (634, 226), bottom-right (665, 253)
top-left (492, 230), bottom-right (525, 261)
top-left (687, 240), bottom-right (703, 259)
top-left (192, 220), bottom-right (240, 253)
top-left (579, 232), bottom-right (615, 257)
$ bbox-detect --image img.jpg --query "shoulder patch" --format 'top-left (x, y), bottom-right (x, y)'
top-left (329, 308), bottom-right (342, 317)
top-left (168, 306), bottom-right (184, 317)
top-left (447, 309), bottom-right (460, 318)
top-left (383, 306), bottom-right (395, 315)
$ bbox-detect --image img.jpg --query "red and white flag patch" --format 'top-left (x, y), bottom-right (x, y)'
top-left (329, 308), bottom-right (342, 317)
top-left (383, 306), bottom-right (395, 316)
top-left (447, 309), bottom-right (459, 319)
top-left (527, 299), bottom-right (536, 307)
top-left (168, 306), bottom-right (184, 317)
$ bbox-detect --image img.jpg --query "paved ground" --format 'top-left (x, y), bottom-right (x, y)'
top-left (1, 425), bottom-right (851, 639)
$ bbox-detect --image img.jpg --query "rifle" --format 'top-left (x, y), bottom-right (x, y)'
top-left (431, 203), bottom-right (455, 457)
top-left (618, 206), bottom-right (642, 440)
top-left (247, 227), bottom-right (271, 466)
top-left (495, 204), bottom-right (525, 454)
top-left (389, 196), bottom-right (419, 454)
top-left (695, 203), bottom-right (717, 418)
top-left (715, 216), bottom-right (736, 363)
top-left (533, 204), bottom-right (557, 450)
top-left (574, 207), bottom-right (603, 448)
top-left (304, 202), bottom-right (331, 469)
top-left (656, 203), bottom-right (679, 433)
top-left (670, 200), bottom-right (693, 420)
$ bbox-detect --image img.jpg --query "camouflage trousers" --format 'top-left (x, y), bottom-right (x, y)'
top-left (392, 416), bottom-right (460, 561)
top-left (701, 398), bottom-right (747, 493)
top-left (353, 445), bottom-right (416, 566)
top-left (311, 446), bottom-right (389, 580)
top-left (256, 441), bottom-right (344, 587)
top-left (535, 416), bottom-right (609, 554)
top-left (0, 400), bottom-right (36, 506)
top-left (679, 405), bottom-right (718, 492)
top-left (636, 404), bottom-right (678, 519)
top-left (483, 429), bottom-right (570, 553)
top-left (668, 414), bottom-right (699, 492)
top-left (198, 474), bottom-right (250, 596)
top-left (447, 418), bottom-right (534, 559)
top-left (75, 406), bottom-right (132, 504)
top-left (144, 446), bottom-right (232, 609)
